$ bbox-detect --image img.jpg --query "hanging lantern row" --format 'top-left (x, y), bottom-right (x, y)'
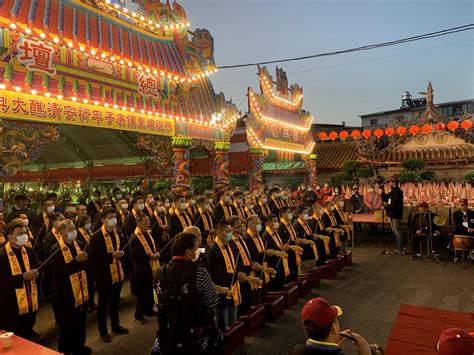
top-left (316, 119), bottom-right (472, 141)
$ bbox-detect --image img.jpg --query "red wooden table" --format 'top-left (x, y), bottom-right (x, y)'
top-left (385, 304), bottom-right (474, 354)
top-left (0, 331), bottom-right (59, 354)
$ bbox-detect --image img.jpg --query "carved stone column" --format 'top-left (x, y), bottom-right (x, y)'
top-left (249, 147), bottom-right (267, 192)
top-left (171, 136), bottom-right (193, 196)
top-left (213, 141), bottom-right (231, 192)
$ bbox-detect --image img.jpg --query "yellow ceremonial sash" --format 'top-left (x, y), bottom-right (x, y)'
top-left (324, 209), bottom-right (342, 247)
top-left (233, 202), bottom-right (246, 221)
top-left (311, 215), bottom-right (325, 232)
top-left (297, 219), bottom-right (318, 260)
top-left (51, 227), bottom-right (61, 243)
top-left (271, 196), bottom-right (281, 209)
top-left (280, 219), bottom-right (301, 265)
top-left (153, 209), bottom-right (168, 228)
top-left (79, 228), bottom-right (91, 244)
top-left (118, 209), bottom-right (128, 224)
top-left (58, 238), bottom-right (89, 307)
top-left (215, 238), bottom-right (241, 306)
top-left (232, 235), bottom-right (258, 290)
top-left (198, 207), bottom-right (213, 231)
top-left (101, 226), bottom-right (124, 284)
top-left (134, 227), bottom-right (159, 276)
top-left (247, 229), bottom-right (270, 283)
top-left (259, 202), bottom-right (270, 217)
top-left (43, 212), bottom-right (50, 230)
top-left (94, 202), bottom-right (101, 213)
top-left (175, 209), bottom-right (192, 229)
top-left (25, 228), bottom-right (34, 248)
top-left (244, 206), bottom-right (255, 219)
top-left (5, 242), bottom-right (38, 315)
top-left (335, 207), bottom-right (351, 241)
top-left (220, 201), bottom-right (232, 220)
top-left (145, 203), bottom-right (154, 216)
top-left (265, 226), bottom-right (290, 277)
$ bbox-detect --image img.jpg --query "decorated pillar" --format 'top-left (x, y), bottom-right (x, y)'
top-left (213, 141), bottom-right (231, 191)
top-left (249, 147), bottom-right (267, 192)
top-left (307, 153), bottom-right (318, 187)
top-left (171, 136), bottom-right (193, 196)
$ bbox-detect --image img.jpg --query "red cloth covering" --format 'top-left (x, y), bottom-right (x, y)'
top-left (385, 304), bottom-right (474, 354)
top-left (0, 331), bottom-right (60, 354)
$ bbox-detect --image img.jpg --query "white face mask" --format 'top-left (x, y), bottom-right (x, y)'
top-left (288, 212), bottom-right (294, 220)
top-left (339, 202), bottom-right (345, 207)
top-left (273, 222), bottom-right (280, 229)
top-left (16, 233), bottom-right (29, 245)
top-left (84, 223), bottom-right (92, 230)
top-left (107, 218), bottom-right (117, 228)
top-left (165, 202), bottom-right (170, 208)
top-left (256, 224), bottom-right (262, 232)
top-left (330, 206), bottom-right (335, 211)
top-left (191, 199), bottom-right (196, 205)
top-left (121, 203), bottom-right (129, 210)
top-left (67, 230), bottom-right (77, 241)
top-left (281, 195), bottom-right (288, 200)
top-left (262, 198), bottom-right (268, 203)
top-left (158, 206), bottom-right (165, 213)
top-left (335, 189), bottom-right (340, 194)
top-left (274, 193), bottom-right (281, 198)
top-left (204, 203), bottom-right (211, 210)
top-left (137, 203), bottom-right (145, 211)
top-left (307, 188), bottom-right (313, 191)
top-left (116, 194), bottom-right (123, 199)
top-left (23, 219), bottom-right (29, 227)
top-left (147, 198), bottom-right (154, 204)
top-left (248, 204), bottom-right (255, 210)
top-left (237, 199), bottom-right (243, 204)
top-left (224, 196), bottom-right (231, 203)
top-left (301, 186), bottom-right (306, 190)
top-left (180, 202), bottom-right (187, 210)
top-left (302, 214), bottom-right (309, 220)
top-left (47, 206), bottom-right (55, 214)
top-left (368, 188), bottom-right (374, 192)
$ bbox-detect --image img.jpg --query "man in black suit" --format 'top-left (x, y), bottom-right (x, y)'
top-left (87, 191), bottom-right (102, 225)
top-left (453, 198), bottom-right (474, 236)
top-left (382, 177), bottom-right (405, 254)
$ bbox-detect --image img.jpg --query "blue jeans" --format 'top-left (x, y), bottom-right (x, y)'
top-left (217, 304), bottom-right (237, 332)
top-left (389, 218), bottom-right (405, 250)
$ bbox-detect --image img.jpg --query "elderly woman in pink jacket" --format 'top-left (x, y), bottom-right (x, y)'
top-left (363, 185), bottom-right (382, 213)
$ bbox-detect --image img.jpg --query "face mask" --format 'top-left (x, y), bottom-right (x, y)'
top-left (335, 189), bottom-right (339, 194)
top-left (237, 199), bottom-right (243, 204)
top-left (165, 202), bottom-right (170, 208)
top-left (16, 233), bottom-right (29, 246)
top-left (302, 214), bottom-right (309, 220)
top-left (307, 188), bottom-right (313, 191)
top-left (224, 196), bottom-right (231, 203)
top-left (256, 224), bottom-right (262, 232)
top-left (180, 202), bottom-right (187, 210)
top-left (23, 219), bottom-right (29, 227)
top-left (192, 248), bottom-right (201, 262)
top-left (116, 194), bottom-right (123, 199)
top-left (330, 206), bottom-right (335, 211)
top-left (339, 202), bottom-right (344, 207)
top-left (226, 232), bottom-right (233, 241)
top-left (191, 199), bottom-right (196, 205)
top-left (262, 198), bottom-right (268, 203)
top-left (107, 218), bottom-right (117, 227)
top-left (158, 206), bottom-right (165, 213)
top-left (368, 188), bottom-right (374, 193)
top-left (147, 198), bottom-right (154, 204)
top-left (275, 193), bottom-right (281, 198)
top-left (324, 184), bottom-right (329, 188)
top-left (137, 203), bottom-right (145, 211)
top-left (122, 203), bottom-right (129, 210)
top-left (248, 204), bottom-right (254, 210)
top-left (84, 223), bottom-right (92, 230)
top-left (204, 203), bottom-right (211, 210)
top-left (288, 212), bottom-right (294, 220)
top-left (47, 206), bottom-right (55, 214)
top-left (93, 196), bottom-right (100, 202)
top-left (67, 230), bottom-right (77, 241)
top-left (316, 186), bottom-right (321, 191)
top-left (301, 186), bottom-right (306, 191)
top-left (282, 195), bottom-right (288, 200)
top-left (236, 226), bottom-right (243, 234)
top-left (273, 222), bottom-right (280, 229)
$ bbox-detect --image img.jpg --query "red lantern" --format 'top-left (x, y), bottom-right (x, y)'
top-left (396, 126), bottom-right (407, 136)
top-left (385, 127), bottom-right (395, 137)
top-left (339, 130), bottom-right (349, 140)
top-left (318, 132), bottom-right (328, 140)
top-left (329, 131), bottom-right (338, 141)
top-left (351, 130), bottom-right (361, 139)
top-left (421, 124), bottom-right (432, 134)
top-left (447, 121), bottom-right (459, 132)
top-left (362, 129), bottom-right (372, 139)
top-left (374, 128), bottom-right (384, 138)
top-left (409, 125), bottom-right (420, 135)
top-left (435, 122), bottom-right (445, 131)
top-left (461, 119), bottom-right (472, 130)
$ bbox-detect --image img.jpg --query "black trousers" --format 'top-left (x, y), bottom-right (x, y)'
top-left (1, 311), bottom-right (37, 338)
top-left (237, 281), bottom-right (252, 317)
top-left (58, 306), bottom-right (87, 354)
top-left (135, 277), bottom-right (154, 318)
top-left (412, 234), bottom-right (445, 254)
top-left (96, 280), bottom-right (123, 335)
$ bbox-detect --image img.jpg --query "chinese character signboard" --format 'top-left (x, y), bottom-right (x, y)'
top-left (137, 73), bottom-right (162, 99)
top-left (17, 38), bottom-right (57, 76)
top-left (0, 91), bottom-right (175, 136)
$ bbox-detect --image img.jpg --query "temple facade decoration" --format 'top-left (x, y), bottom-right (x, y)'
top-left (246, 66), bottom-right (314, 190)
top-left (213, 141), bottom-right (230, 191)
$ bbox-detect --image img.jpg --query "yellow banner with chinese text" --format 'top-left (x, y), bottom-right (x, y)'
top-left (0, 90), bottom-right (175, 136)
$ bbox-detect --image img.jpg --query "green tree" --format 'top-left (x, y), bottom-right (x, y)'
top-left (464, 171), bottom-right (474, 184)
top-left (401, 159), bottom-right (425, 172)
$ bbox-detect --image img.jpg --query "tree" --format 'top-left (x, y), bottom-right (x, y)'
top-left (464, 171), bottom-right (474, 184)
top-left (399, 158), bottom-right (436, 182)
top-left (335, 161), bottom-right (374, 186)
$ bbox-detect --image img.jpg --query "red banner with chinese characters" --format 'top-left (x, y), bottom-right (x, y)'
top-left (0, 91), bottom-right (175, 136)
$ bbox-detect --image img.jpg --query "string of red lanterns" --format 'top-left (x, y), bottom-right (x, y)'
top-left (315, 119), bottom-right (472, 141)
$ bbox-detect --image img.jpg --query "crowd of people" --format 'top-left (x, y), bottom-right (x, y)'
top-left (0, 180), bottom-right (472, 354)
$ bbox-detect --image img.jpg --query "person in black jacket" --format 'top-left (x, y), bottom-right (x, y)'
top-left (453, 198), bottom-right (474, 236)
top-left (50, 219), bottom-right (91, 355)
top-left (410, 202), bottom-right (441, 260)
top-left (130, 214), bottom-right (160, 324)
top-left (381, 177), bottom-right (405, 254)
